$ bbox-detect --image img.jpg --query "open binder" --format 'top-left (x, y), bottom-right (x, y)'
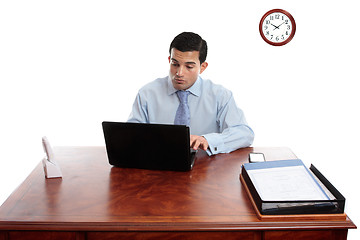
top-left (240, 159), bottom-right (346, 219)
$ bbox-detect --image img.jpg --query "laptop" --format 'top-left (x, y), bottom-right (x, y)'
top-left (102, 121), bottom-right (197, 171)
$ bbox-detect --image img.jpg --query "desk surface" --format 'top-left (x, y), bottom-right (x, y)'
top-left (0, 147), bottom-right (356, 240)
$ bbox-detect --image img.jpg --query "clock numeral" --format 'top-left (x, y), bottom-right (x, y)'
top-left (264, 25), bottom-right (268, 30)
top-left (287, 25), bottom-right (291, 30)
top-left (285, 20), bottom-right (289, 24)
top-left (270, 16), bottom-right (274, 20)
top-left (275, 14), bottom-right (280, 19)
top-left (265, 31), bottom-right (269, 36)
top-left (266, 20), bottom-right (270, 24)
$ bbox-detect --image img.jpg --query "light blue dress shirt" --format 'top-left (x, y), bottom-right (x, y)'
top-left (128, 76), bottom-right (254, 155)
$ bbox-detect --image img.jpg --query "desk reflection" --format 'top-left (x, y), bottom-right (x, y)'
top-left (106, 149), bottom-right (252, 217)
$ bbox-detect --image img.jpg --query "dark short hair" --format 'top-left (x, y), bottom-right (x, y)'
top-left (169, 32), bottom-right (208, 64)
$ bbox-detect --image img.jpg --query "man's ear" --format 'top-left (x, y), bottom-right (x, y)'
top-left (200, 62), bottom-right (208, 74)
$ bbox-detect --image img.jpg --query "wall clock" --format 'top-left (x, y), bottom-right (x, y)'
top-left (259, 9), bottom-right (296, 46)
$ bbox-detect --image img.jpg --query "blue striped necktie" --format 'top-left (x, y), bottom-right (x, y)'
top-left (174, 90), bottom-right (190, 126)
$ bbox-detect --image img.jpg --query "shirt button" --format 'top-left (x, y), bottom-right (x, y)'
top-left (214, 147), bottom-right (218, 151)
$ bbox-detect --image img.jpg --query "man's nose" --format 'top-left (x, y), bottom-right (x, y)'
top-left (177, 66), bottom-right (185, 76)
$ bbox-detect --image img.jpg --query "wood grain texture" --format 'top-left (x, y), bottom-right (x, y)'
top-left (87, 231), bottom-right (261, 240)
top-left (0, 231), bottom-right (8, 240)
top-left (7, 231), bottom-right (81, 240)
top-left (263, 229), bottom-right (348, 240)
top-left (0, 146), bottom-right (356, 240)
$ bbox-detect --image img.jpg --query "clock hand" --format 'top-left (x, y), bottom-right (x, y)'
top-left (277, 22), bottom-right (286, 28)
top-left (271, 23), bottom-right (279, 30)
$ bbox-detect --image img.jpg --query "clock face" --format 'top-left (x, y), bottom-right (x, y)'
top-left (259, 9), bottom-right (296, 46)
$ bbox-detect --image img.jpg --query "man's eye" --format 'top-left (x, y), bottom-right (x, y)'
top-left (186, 66), bottom-right (194, 69)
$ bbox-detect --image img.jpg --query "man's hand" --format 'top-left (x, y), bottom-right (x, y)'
top-left (190, 135), bottom-right (209, 151)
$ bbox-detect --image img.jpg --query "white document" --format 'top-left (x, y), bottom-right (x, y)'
top-left (247, 165), bottom-right (329, 201)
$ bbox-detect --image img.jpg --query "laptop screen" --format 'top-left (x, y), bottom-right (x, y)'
top-left (102, 122), bottom-right (195, 171)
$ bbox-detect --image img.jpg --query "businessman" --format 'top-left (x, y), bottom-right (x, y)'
top-left (128, 32), bottom-right (254, 155)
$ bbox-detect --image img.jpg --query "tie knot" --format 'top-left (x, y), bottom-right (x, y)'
top-left (176, 91), bottom-right (190, 103)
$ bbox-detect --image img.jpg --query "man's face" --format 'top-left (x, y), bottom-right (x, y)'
top-left (168, 48), bottom-right (208, 90)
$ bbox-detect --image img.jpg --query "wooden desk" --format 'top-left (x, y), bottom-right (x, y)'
top-left (0, 147), bottom-right (356, 240)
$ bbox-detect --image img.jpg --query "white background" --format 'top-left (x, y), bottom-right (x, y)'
top-left (0, 0), bottom-right (359, 238)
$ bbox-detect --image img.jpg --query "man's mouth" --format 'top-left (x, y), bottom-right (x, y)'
top-left (174, 78), bottom-right (185, 83)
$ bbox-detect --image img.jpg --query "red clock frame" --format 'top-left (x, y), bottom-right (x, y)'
top-left (259, 9), bottom-right (296, 46)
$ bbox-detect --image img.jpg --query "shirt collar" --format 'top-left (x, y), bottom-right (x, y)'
top-left (167, 76), bottom-right (202, 97)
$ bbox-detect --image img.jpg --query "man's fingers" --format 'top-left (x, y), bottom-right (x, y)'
top-left (190, 135), bottom-right (209, 151)
top-left (201, 140), bottom-right (209, 151)
top-left (191, 138), bottom-right (201, 150)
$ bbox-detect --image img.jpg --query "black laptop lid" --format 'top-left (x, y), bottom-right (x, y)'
top-left (102, 122), bottom-right (193, 171)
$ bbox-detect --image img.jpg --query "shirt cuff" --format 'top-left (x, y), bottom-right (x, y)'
top-left (202, 133), bottom-right (225, 156)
